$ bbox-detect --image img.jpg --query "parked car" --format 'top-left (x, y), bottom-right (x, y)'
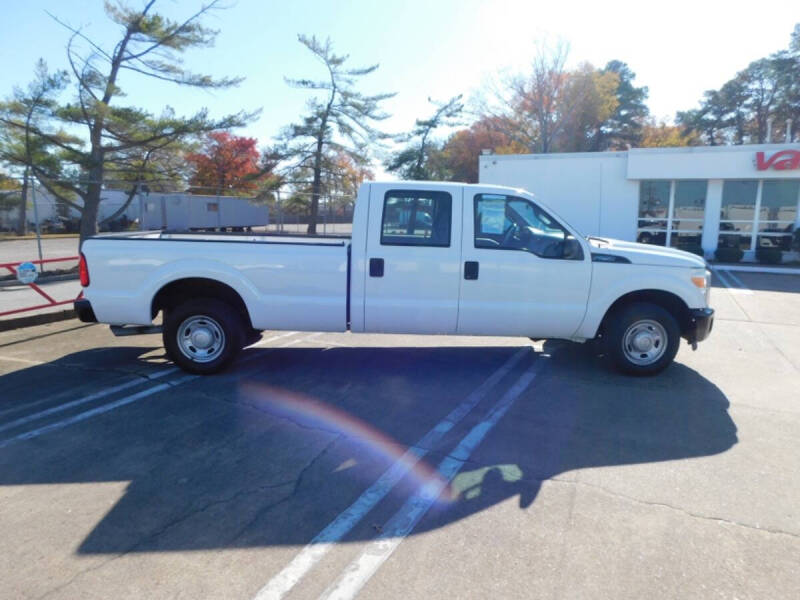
top-left (636, 230), bottom-right (667, 246)
top-left (76, 181), bottom-right (714, 375)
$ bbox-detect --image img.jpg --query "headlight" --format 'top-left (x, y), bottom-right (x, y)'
top-left (691, 269), bottom-right (712, 304)
top-left (691, 272), bottom-right (709, 289)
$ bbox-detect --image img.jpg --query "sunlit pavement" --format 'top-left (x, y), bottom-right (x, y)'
top-left (0, 272), bottom-right (798, 599)
top-left (0, 237), bottom-right (79, 264)
top-left (0, 279), bottom-right (82, 320)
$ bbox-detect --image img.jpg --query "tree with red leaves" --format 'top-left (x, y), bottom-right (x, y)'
top-left (187, 131), bottom-right (262, 195)
top-left (440, 117), bottom-right (524, 183)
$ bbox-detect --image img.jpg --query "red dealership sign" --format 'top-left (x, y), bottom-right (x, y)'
top-left (756, 149), bottom-right (800, 171)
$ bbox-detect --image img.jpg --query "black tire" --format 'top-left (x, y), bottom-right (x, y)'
top-left (605, 302), bottom-right (680, 376)
top-left (244, 328), bottom-right (263, 347)
top-left (163, 298), bottom-right (246, 374)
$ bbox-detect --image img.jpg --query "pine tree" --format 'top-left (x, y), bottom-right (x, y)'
top-left (276, 35), bottom-right (394, 233)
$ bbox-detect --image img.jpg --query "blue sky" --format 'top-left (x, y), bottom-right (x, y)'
top-left (1, 0), bottom-right (797, 167)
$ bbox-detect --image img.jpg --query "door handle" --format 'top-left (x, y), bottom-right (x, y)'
top-left (464, 261), bottom-right (479, 280)
top-left (369, 257), bottom-right (384, 277)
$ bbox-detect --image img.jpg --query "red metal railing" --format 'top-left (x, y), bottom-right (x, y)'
top-left (0, 256), bottom-right (83, 317)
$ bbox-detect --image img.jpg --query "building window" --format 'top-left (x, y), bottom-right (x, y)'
top-left (637, 180), bottom-right (707, 249)
top-left (719, 180), bottom-right (757, 250)
top-left (758, 180), bottom-right (799, 251)
top-left (380, 190), bottom-right (452, 247)
top-left (719, 179), bottom-right (799, 251)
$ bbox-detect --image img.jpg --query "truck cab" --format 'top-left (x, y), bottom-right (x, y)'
top-left (351, 182), bottom-right (592, 339)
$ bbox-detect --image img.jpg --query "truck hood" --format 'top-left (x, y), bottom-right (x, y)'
top-left (588, 237), bottom-right (707, 268)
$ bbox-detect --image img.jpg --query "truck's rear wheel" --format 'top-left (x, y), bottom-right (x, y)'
top-left (244, 328), bottom-right (263, 347)
top-left (606, 302), bottom-right (679, 375)
top-left (163, 298), bottom-right (245, 374)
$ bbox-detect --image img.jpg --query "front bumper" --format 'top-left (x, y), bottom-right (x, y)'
top-left (74, 298), bottom-right (97, 323)
top-left (685, 307), bottom-right (714, 345)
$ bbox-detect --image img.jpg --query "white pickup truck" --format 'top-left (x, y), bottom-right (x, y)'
top-left (75, 181), bottom-right (714, 375)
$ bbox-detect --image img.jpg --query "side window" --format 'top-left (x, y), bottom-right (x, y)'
top-left (381, 190), bottom-right (452, 247)
top-left (474, 194), bottom-right (583, 260)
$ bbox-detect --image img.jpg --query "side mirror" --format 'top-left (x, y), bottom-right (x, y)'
top-left (563, 237), bottom-right (584, 260)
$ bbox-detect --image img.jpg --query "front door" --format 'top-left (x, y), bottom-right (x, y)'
top-left (363, 184), bottom-right (462, 334)
top-left (457, 188), bottom-right (592, 338)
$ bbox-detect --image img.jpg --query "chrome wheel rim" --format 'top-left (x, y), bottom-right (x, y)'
top-left (622, 319), bottom-right (668, 366)
top-left (177, 315), bottom-right (225, 363)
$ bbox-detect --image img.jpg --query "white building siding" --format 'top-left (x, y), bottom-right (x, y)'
top-left (479, 143), bottom-right (800, 260)
top-left (598, 154), bottom-right (639, 242)
top-left (479, 151), bottom-right (636, 240)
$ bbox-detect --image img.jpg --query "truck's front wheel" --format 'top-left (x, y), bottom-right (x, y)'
top-left (606, 302), bottom-right (680, 375)
top-left (163, 298), bottom-right (245, 374)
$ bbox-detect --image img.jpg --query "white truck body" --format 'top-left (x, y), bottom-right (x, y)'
top-left (77, 181), bottom-right (714, 374)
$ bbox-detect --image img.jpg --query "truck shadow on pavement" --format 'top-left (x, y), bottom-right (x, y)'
top-left (0, 341), bottom-right (738, 555)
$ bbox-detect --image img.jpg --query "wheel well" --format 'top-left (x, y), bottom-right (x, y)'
top-left (151, 278), bottom-right (253, 328)
top-left (600, 289), bottom-right (692, 335)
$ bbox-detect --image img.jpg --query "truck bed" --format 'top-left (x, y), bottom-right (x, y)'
top-left (82, 230), bottom-right (351, 331)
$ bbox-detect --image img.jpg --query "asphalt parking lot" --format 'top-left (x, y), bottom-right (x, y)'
top-left (0, 270), bottom-right (798, 600)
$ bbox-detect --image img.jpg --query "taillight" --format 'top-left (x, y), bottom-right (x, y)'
top-left (79, 252), bottom-right (90, 287)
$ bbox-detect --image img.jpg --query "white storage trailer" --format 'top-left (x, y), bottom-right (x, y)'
top-left (140, 193), bottom-right (268, 230)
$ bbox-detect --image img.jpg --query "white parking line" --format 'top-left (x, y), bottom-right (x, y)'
top-left (0, 375), bottom-right (197, 449)
top-left (0, 367), bottom-right (179, 434)
top-left (280, 332), bottom-right (322, 346)
top-left (253, 346), bottom-right (531, 600)
top-left (249, 331), bottom-right (299, 348)
top-left (723, 269), bottom-right (754, 294)
top-left (0, 355), bottom-right (44, 365)
top-left (0, 333), bottom-right (314, 450)
top-left (715, 268), bottom-right (753, 296)
top-left (320, 358), bottom-right (545, 600)
top-left (0, 365), bottom-right (182, 420)
top-left (0, 331), bottom-right (298, 420)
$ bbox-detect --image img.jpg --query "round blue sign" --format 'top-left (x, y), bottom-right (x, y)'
top-left (16, 262), bottom-right (38, 285)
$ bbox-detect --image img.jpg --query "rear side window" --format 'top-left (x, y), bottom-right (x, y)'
top-left (380, 190), bottom-right (452, 247)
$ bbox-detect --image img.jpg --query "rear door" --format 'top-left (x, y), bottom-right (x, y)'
top-left (363, 183), bottom-right (462, 334)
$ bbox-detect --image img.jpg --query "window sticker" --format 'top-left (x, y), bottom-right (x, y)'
top-left (480, 199), bottom-right (506, 234)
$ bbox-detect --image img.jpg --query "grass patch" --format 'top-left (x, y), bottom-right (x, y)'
top-left (0, 233), bottom-right (79, 241)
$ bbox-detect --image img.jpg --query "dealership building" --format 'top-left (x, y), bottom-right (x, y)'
top-left (479, 143), bottom-right (800, 261)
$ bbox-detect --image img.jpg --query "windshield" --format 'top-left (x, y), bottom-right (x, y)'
top-left (513, 192), bottom-right (586, 239)
top-left (506, 199), bottom-right (563, 235)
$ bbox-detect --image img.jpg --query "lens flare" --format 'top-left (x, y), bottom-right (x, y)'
top-left (238, 381), bottom-right (454, 502)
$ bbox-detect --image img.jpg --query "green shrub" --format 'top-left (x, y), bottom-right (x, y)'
top-left (756, 246), bottom-right (783, 265)
top-left (677, 244), bottom-right (704, 257)
top-left (715, 247), bottom-right (744, 263)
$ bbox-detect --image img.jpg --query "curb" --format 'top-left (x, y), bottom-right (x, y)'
top-left (0, 308), bottom-right (77, 332)
top-left (712, 265), bottom-right (800, 275)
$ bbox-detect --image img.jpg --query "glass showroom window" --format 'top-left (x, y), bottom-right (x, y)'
top-left (758, 180), bottom-right (799, 251)
top-left (719, 180), bottom-right (758, 250)
top-left (719, 180), bottom-right (800, 251)
top-left (637, 180), bottom-right (707, 248)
